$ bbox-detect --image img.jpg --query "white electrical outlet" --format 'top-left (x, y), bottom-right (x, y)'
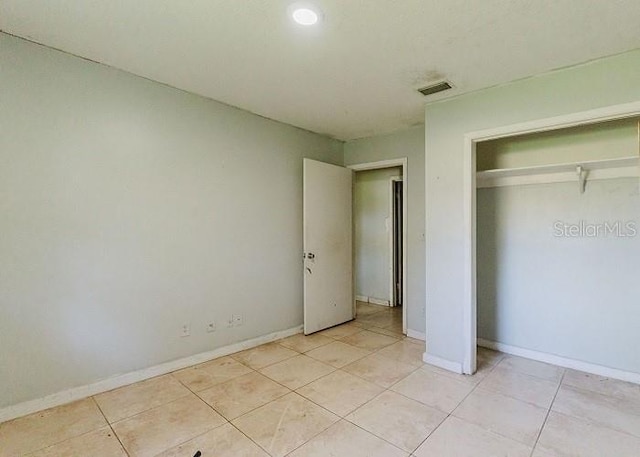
top-left (180, 323), bottom-right (191, 337)
top-left (232, 314), bottom-right (243, 327)
top-left (206, 321), bottom-right (216, 333)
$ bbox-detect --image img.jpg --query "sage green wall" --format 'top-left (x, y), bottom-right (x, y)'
top-left (0, 33), bottom-right (342, 409)
top-left (425, 48), bottom-right (640, 368)
top-left (477, 117), bottom-right (639, 171)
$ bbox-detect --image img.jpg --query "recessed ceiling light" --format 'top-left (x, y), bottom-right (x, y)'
top-left (292, 8), bottom-right (318, 25)
top-left (289, 3), bottom-right (320, 26)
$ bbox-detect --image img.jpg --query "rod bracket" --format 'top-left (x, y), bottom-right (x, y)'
top-left (577, 165), bottom-right (586, 193)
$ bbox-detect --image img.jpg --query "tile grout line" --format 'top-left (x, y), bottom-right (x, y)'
top-left (498, 356), bottom-right (567, 383)
top-left (528, 369), bottom-right (566, 457)
top-left (339, 417), bottom-right (412, 455)
top-left (227, 420), bottom-right (273, 456)
top-left (278, 334), bottom-right (411, 455)
top-left (231, 344), bottom-right (301, 370)
top-left (118, 385), bottom-right (234, 455)
top-left (167, 363), bottom-right (280, 456)
top-left (2, 396), bottom-right (124, 456)
top-left (279, 419), bottom-right (339, 456)
top-left (167, 324), bottom-right (407, 444)
top-left (191, 382), bottom-right (290, 423)
top-left (91, 396), bottom-right (131, 457)
top-left (230, 390), bottom-right (342, 457)
top-left (218, 318), bottom-right (399, 455)
top-left (406, 410), bottom-right (449, 455)
top-left (296, 366), bottom-right (388, 416)
top-left (92, 374), bottom-right (193, 423)
top-left (149, 423), bottom-right (229, 456)
top-left (335, 342), bottom-right (498, 455)
top-left (276, 334), bottom-right (421, 454)
top-left (170, 366), bottom-right (281, 456)
top-left (338, 371), bottom-right (449, 456)
top-left (105, 389), bottom-right (204, 426)
top-left (474, 367), bottom-right (565, 410)
top-left (13, 418), bottom-right (124, 457)
top-left (408, 353), bottom-right (506, 455)
top-left (340, 358), bottom-right (422, 390)
top-left (279, 338), bottom-right (335, 353)
top-left (186, 350), bottom-right (332, 412)
top-left (192, 362), bottom-right (349, 428)
top-left (445, 354), bottom-right (566, 450)
top-left (181, 346), bottom-right (348, 425)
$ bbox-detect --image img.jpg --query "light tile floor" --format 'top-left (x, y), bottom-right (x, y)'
top-left (2, 302), bottom-right (640, 456)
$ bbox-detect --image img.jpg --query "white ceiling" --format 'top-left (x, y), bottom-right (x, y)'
top-left (2, 1), bottom-right (640, 140)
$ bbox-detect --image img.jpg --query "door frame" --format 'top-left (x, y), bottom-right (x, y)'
top-left (348, 158), bottom-right (408, 335)
top-left (389, 176), bottom-right (403, 307)
top-left (462, 101), bottom-right (640, 375)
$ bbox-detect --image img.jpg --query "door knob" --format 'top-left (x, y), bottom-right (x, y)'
top-left (306, 252), bottom-right (315, 260)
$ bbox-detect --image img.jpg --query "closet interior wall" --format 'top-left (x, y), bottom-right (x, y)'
top-left (476, 118), bottom-right (640, 374)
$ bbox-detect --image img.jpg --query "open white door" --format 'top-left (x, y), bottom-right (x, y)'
top-left (303, 159), bottom-right (354, 334)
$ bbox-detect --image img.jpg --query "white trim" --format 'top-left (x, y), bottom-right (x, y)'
top-left (423, 353), bottom-right (463, 374)
top-left (463, 100), bottom-right (640, 379)
top-left (0, 325), bottom-right (303, 424)
top-left (353, 295), bottom-right (392, 307)
top-left (478, 339), bottom-right (640, 385)
top-left (406, 329), bottom-right (426, 341)
top-left (348, 158), bottom-right (408, 335)
top-left (389, 177), bottom-right (399, 306)
top-left (348, 158), bottom-right (406, 171)
top-left (462, 139), bottom-right (477, 375)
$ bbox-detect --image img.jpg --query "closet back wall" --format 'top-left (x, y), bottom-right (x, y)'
top-left (477, 128), bottom-right (640, 373)
top-left (477, 117), bottom-right (638, 170)
top-left (0, 33), bottom-right (343, 409)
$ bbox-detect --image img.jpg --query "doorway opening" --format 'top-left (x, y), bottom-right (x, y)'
top-left (392, 177), bottom-right (403, 308)
top-left (349, 159), bottom-right (408, 335)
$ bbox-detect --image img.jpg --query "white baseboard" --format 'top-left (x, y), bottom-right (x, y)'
top-left (478, 338), bottom-right (640, 385)
top-left (406, 329), bottom-right (426, 341)
top-left (355, 295), bottom-right (391, 307)
top-left (423, 353), bottom-right (463, 374)
top-left (0, 325), bottom-right (303, 424)
top-left (368, 297), bottom-right (391, 306)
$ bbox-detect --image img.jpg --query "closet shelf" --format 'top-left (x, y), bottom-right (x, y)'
top-left (477, 156), bottom-right (638, 179)
top-left (476, 156), bottom-right (639, 189)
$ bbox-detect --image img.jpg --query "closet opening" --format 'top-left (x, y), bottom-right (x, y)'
top-left (462, 104), bottom-right (640, 378)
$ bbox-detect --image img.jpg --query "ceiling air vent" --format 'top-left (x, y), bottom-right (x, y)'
top-left (418, 81), bottom-right (452, 97)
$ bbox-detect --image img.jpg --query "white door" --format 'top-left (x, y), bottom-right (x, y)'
top-left (303, 159), bottom-right (354, 334)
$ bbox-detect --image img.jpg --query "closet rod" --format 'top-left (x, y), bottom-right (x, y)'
top-left (476, 156), bottom-right (639, 189)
